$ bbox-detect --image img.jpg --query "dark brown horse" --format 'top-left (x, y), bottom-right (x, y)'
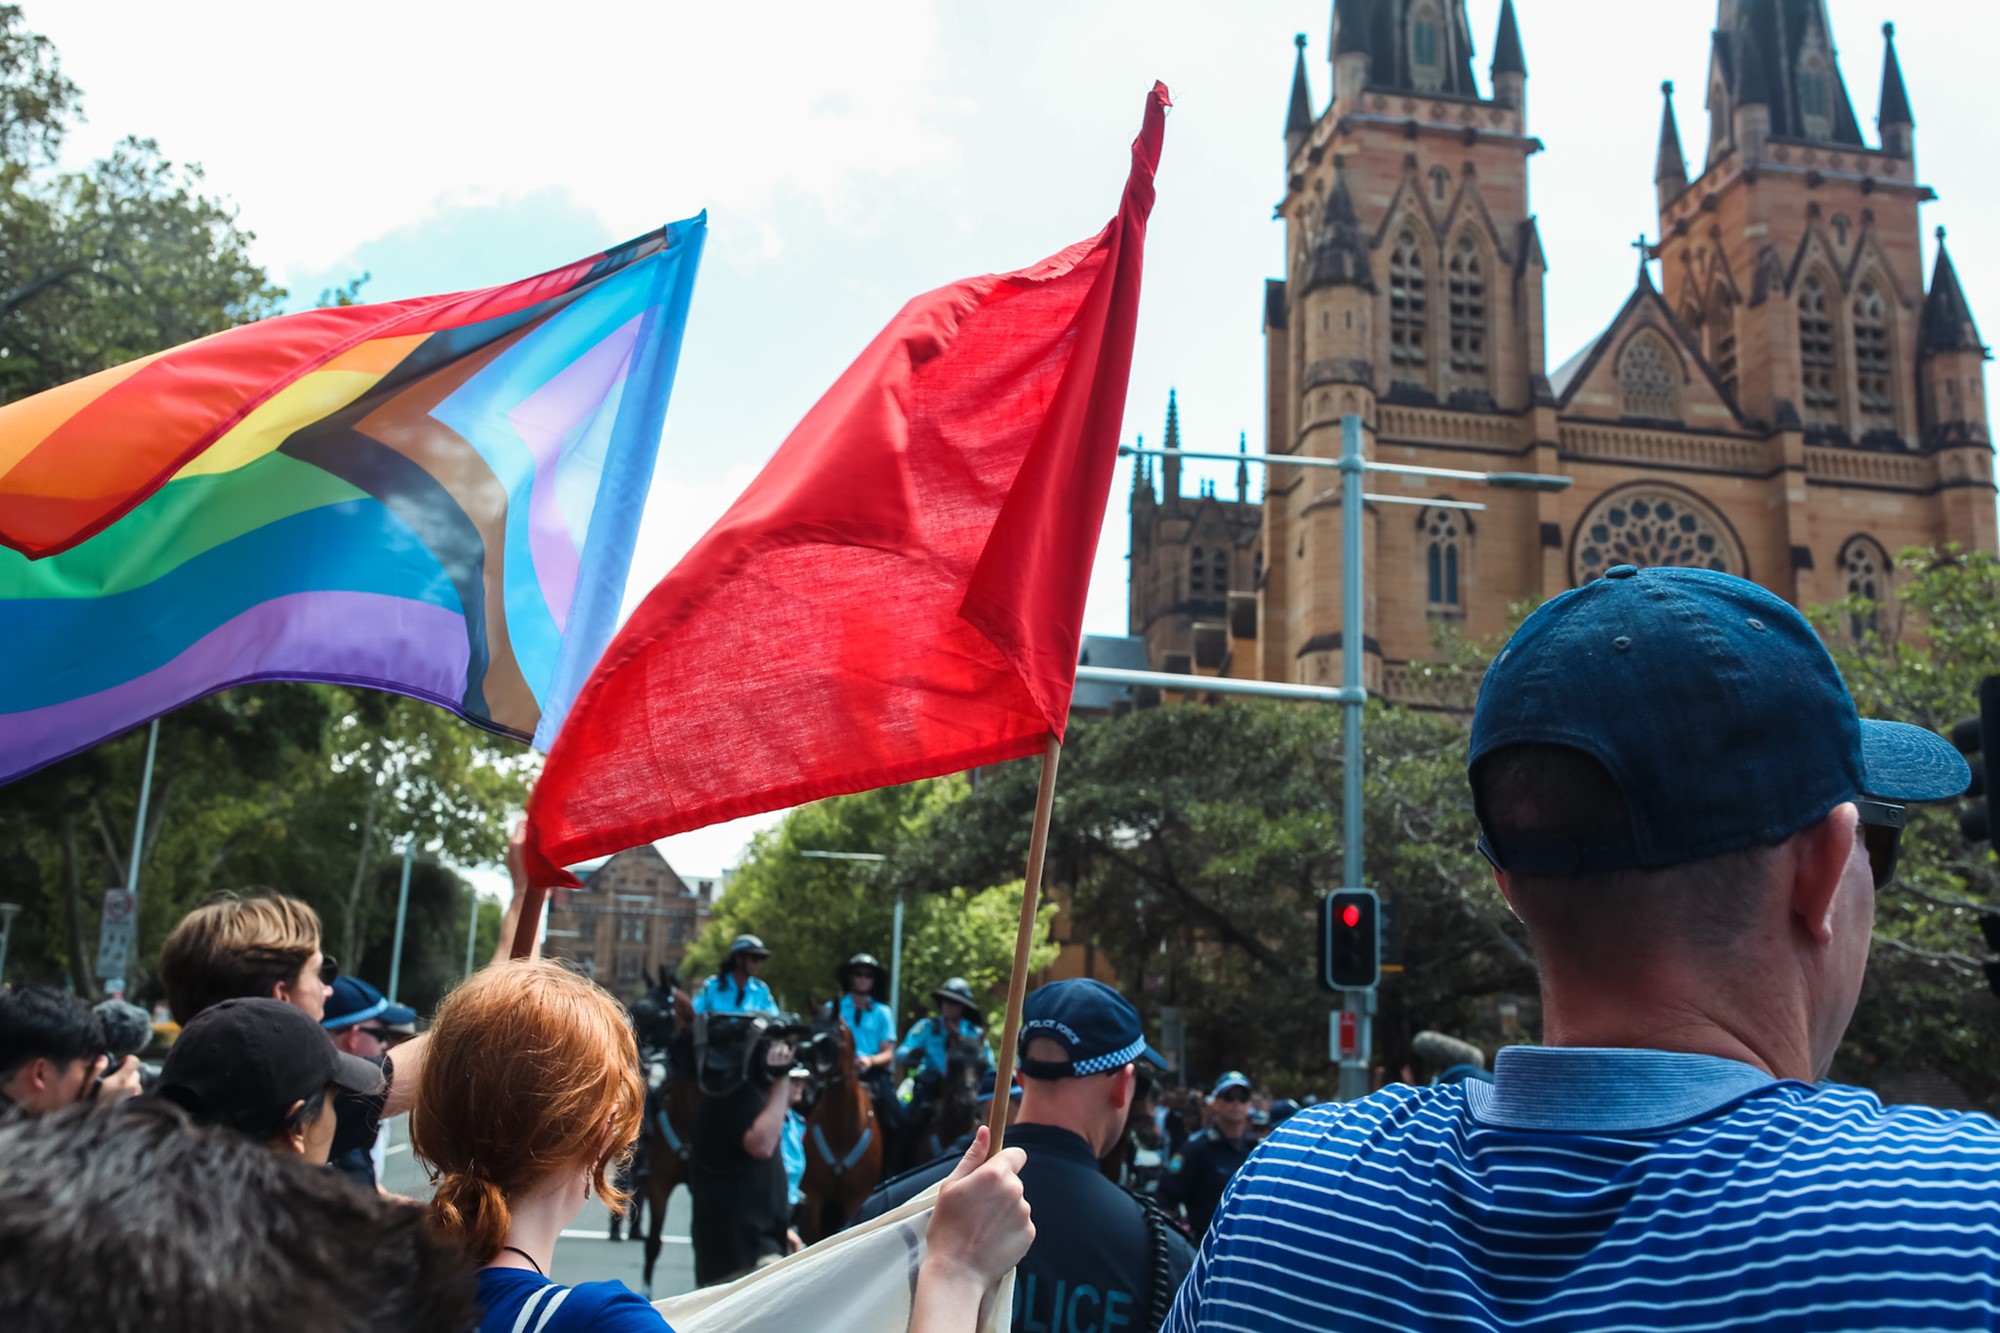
top-left (799, 1016), bottom-right (882, 1242)
top-left (906, 1024), bottom-right (986, 1167)
top-left (626, 967), bottom-right (700, 1298)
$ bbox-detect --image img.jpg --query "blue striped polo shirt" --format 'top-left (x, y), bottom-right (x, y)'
top-left (1164, 1046), bottom-right (2000, 1331)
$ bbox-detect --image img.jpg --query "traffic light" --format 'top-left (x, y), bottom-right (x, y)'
top-left (1950, 675), bottom-right (2000, 845)
top-left (1320, 889), bottom-right (1380, 990)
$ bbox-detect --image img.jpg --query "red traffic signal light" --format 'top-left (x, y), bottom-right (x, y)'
top-left (1321, 889), bottom-right (1380, 991)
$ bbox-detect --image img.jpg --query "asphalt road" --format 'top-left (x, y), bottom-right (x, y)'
top-left (378, 1118), bottom-right (698, 1302)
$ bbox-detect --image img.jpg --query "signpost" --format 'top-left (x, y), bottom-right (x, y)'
top-left (96, 887), bottom-right (136, 996)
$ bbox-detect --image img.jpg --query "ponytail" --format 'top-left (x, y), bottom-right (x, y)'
top-left (430, 1171), bottom-right (511, 1266)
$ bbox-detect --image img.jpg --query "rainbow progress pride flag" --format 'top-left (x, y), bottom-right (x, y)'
top-left (0, 215), bottom-right (705, 783)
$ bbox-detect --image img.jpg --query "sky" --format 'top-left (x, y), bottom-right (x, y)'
top-left (24, 1), bottom-right (1999, 879)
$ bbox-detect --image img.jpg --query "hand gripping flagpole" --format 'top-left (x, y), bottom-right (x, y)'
top-left (986, 734), bottom-right (1063, 1150)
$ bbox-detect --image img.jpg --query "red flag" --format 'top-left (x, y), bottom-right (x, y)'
top-left (524, 84), bottom-right (1168, 882)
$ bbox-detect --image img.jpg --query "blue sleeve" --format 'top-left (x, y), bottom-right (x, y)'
top-left (690, 980), bottom-right (712, 1015)
top-left (896, 1019), bottom-right (925, 1061)
top-left (548, 1280), bottom-right (673, 1330)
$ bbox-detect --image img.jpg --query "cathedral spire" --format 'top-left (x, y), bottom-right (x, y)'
top-left (1236, 432), bottom-right (1250, 503)
top-left (1162, 390), bottom-right (1183, 511)
top-left (1878, 22), bottom-right (1913, 156)
top-left (1655, 81), bottom-right (1688, 209)
top-left (1922, 228), bottom-right (1986, 357)
top-left (1491, 0), bottom-right (1526, 79)
top-left (1286, 33), bottom-right (1314, 161)
top-left (1303, 161), bottom-right (1374, 294)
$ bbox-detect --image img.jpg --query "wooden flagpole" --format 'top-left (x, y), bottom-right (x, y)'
top-left (508, 886), bottom-right (545, 960)
top-left (985, 733), bottom-right (1063, 1150)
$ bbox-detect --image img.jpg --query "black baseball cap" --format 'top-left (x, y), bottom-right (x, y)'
top-left (1017, 979), bottom-right (1166, 1079)
top-left (1470, 566), bottom-right (1970, 873)
top-left (159, 998), bottom-right (382, 1140)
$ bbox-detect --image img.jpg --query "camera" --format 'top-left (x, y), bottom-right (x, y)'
top-left (696, 1012), bottom-right (832, 1097)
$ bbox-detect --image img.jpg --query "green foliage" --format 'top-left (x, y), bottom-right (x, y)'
top-left (895, 701), bottom-right (1529, 1088)
top-left (686, 780), bottom-right (1056, 1030)
top-left (0, 7), bottom-right (282, 402)
top-left (0, 14), bottom-right (526, 1005)
top-left (1811, 547), bottom-right (2000, 1106)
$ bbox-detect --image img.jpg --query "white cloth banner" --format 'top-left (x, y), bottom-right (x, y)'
top-left (655, 1180), bottom-right (1013, 1333)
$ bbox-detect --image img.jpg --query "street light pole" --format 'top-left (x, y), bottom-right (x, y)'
top-left (1123, 421), bottom-right (1569, 1103)
top-left (1338, 415), bottom-right (1373, 1102)
top-left (387, 836), bottom-right (415, 1005)
top-left (463, 888), bottom-right (481, 980)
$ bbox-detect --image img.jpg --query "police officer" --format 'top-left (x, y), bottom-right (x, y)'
top-left (1161, 1070), bottom-right (1257, 1242)
top-left (855, 979), bottom-right (1195, 1331)
top-left (835, 952), bottom-right (898, 1128)
top-left (895, 976), bottom-right (993, 1088)
top-left (692, 935), bottom-right (777, 1015)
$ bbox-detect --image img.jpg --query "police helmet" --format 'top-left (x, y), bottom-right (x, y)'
top-left (932, 976), bottom-right (980, 1016)
top-left (728, 933), bottom-right (771, 960)
top-left (837, 952), bottom-right (884, 990)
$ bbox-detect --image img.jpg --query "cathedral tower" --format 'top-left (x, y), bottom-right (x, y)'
top-left (1214, 5), bottom-right (1995, 711)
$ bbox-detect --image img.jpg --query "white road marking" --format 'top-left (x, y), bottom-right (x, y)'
top-left (559, 1230), bottom-right (689, 1244)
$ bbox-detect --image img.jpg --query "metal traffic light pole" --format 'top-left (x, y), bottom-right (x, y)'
top-left (1119, 417), bottom-right (1569, 1100)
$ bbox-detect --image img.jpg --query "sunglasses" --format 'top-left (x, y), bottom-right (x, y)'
top-left (1215, 1089), bottom-right (1251, 1104)
top-left (319, 955), bottom-right (339, 985)
top-left (357, 1025), bottom-right (410, 1047)
top-left (1855, 799), bottom-right (1905, 891)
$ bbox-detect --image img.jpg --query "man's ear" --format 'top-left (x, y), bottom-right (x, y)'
top-left (1790, 803), bottom-right (1859, 946)
top-left (275, 1099), bottom-right (308, 1156)
top-left (24, 1056), bottom-right (53, 1093)
top-left (1111, 1065), bottom-right (1135, 1113)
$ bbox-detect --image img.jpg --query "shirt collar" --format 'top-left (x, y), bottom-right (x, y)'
top-left (1466, 1046), bottom-right (1790, 1133)
top-left (1007, 1121), bottom-right (1099, 1164)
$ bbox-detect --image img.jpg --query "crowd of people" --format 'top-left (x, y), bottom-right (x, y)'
top-left (3, 565), bottom-right (2000, 1330)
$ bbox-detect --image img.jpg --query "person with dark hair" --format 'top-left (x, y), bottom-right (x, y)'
top-left (857, 979), bottom-right (1195, 1332)
top-left (691, 934), bottom-right (776, 1015)
top-left (156, 997), bottom-right (381, 1163)
top-left (1159, 1071), bottom-right (1254, 1243)
top-left (1167, 567), bottom-right (2000, 1330)
top-left (0, 1098), bottom-right (481, 1331)
top-left (322, 976), bottom-right (418, 1188)
top-left (0, 984), bottom-right (141, 1115)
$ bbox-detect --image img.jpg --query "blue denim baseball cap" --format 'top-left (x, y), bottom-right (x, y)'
top-left (1470, 565), bottom-right (1969, 873)
top-left (322, 977), bottom-right (418, 1031)
top-left (1017, 979), bottom-right (1166, 1078)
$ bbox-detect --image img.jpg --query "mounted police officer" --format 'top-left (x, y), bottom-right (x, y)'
top-left (896, 977), bottom-right (992, 1095)
top-left (833, 952), bottom-right (899, 1129)
top-left (1160, 1070), bottom-right (1257, 1242)
top-left (692, 934), bottom-right (777, 1015)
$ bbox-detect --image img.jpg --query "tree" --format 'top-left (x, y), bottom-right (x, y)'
top-left (894, 700), bottom-right (1530, 1088)
top-left (684, 779), bottom-right (1057, 1032)
top-left (1812, 546), bottom-right (2000, 1107)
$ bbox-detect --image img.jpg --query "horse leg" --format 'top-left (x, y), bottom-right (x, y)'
top-left (642, 1165), bottom-right (670, 1298)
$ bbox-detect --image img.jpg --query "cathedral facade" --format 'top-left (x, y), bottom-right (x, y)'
top-left (1130, 0), bottom-right (1995, 703)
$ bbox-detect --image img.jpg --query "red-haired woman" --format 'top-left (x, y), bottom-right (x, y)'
top-left (414, 958), bottom-right (1030, 1332)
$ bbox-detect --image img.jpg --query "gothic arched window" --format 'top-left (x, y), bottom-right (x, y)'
top-left (1707, 286), bottom-right (1739, 401)
top-left (1389, 232), bottom-right (1428, 373)
top-left (1448, 235), bottom-right (1487, 382)
top-left (1853, 283), bottom-right (1894, 431)
top-left (1409, 1), bottom-right (1444, 92)
top-left (1189, 546), bottom-right (1206, 594)
top-left (1799, 275), bottom-right (1840, 425)
top-left (1618, 332), bottom-right (1680, 421)
top-left (1429, 166), bottom-right (1450, 202)
top-left (1839, 535), bottom-right (1890, 639)
top-left (1571, 485), bottom-right (1742, 585)
top-left (1421, 506), bottom-right (1464, 610)
top-left (1211, 549), bottom-right (1228, 593)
